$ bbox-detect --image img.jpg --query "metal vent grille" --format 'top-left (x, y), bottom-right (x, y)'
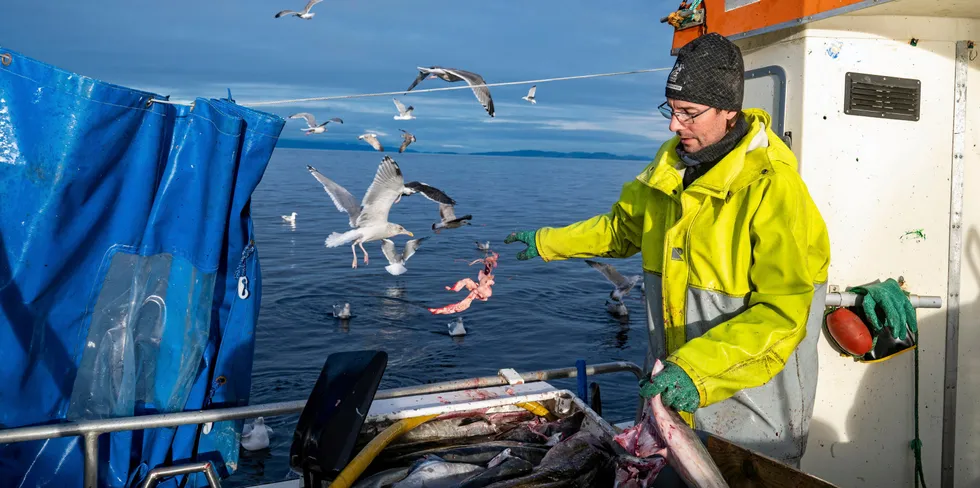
top-left (844, 72), bottom-right (921, 121)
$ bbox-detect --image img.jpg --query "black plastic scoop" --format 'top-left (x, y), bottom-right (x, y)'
top-left (289, 350), bottom-right (388, 488)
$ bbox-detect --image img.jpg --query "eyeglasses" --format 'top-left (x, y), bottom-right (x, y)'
top-left (658, 101), bottom-right (710, 124)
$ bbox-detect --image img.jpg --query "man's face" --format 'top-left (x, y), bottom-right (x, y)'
top-left (665, 99), bottom-right (738, 153)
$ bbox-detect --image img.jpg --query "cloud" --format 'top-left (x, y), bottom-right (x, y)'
top-left (441, 144), bottom-right (465, 148)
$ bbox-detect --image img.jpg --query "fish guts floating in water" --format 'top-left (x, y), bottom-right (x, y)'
top-left (428, 252), bottom-right (498, 315)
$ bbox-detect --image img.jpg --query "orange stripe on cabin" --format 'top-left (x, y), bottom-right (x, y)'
top-left (671, 0), bottom-right (877, 52)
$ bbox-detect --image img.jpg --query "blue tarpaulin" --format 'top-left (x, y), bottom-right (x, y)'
top-left (0, 47), bottom-right (285, 487)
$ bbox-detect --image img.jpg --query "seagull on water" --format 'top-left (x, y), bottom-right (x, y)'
top-left (522, 85), bottom-right (537, 104)
top-left (448, 317), bottom-right (466, 337)
top-left (406, 66), bottom-right (495, 117)
top-left (281, 212), bottom-right (297, 224)
top-left (241, 417), bottom-right (273, 451)
top-left (393, 98), bottom-right (416, 120)
top-left (275, 0), bottom-right (322, 19)
top-left (398, 129), bottom-right (416, 153)
top-left (333, 303), bottom-right (352, 319)
top-left (307, 157), bottom-right (414, 268)
top-left (290, 112), bottom-right (343, 135)
top-left (606, 300), bottom-right (629, 317)
top-left (585, 260), bottom-right (642, 302)
top-left (358, 133), bottom-right (384, 152)
top-left (475, 241), bottom-right (491, 253)
top-left (432, 203), bottom-right (472, 232)
top-left (380, 237), bottom-right (427, 276)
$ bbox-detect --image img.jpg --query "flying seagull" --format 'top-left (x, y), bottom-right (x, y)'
top-left (432, 203), bottom-right (472, 232)
top-left (398, 129), bottom-right (416, 153)
top-left (290, 112), bottom-right (343, 135)
top-left (395, 181), bottom-right (455, 205)
top-left (585, 260), bottom-right (642, 302)
top-left (522, 85), bottom-right (537, 104)
top-left (307, 158), bottom-right (414, 268)
top-left (380, 237), bottom-right (427, 276)
top-left (358, 133), bottom-right (384, 152)
top-left (393, 98), bottom-right (415, 120)
top-left (275, 0), bottom-right (322, 19)
top-left (406, 66), bottom-right (495, 117)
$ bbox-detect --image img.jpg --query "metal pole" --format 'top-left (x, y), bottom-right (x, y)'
top-left (83, 432), bottom-right (98, 488)
top-left (375, 361), bottom-right (644, 399)
top-left (941, 39), bottom-right (970, 488)
top-left (140, 461), bottom-right (221, 488)
top-left (824, 292), bottom-right (943, 309)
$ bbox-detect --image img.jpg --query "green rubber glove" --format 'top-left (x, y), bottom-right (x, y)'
top-left (638, 362), bottom-right (700, 413)
top-left (849, 278), bottom-right (917, 341)
top-left (503, 230), bottom-right (539, 260)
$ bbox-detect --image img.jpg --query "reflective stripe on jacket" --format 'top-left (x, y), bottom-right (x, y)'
top-left (535, 108), bottom-right (831, 464)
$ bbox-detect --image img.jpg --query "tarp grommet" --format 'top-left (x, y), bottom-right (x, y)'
top-left (1, 54), bottom-right (12, 67)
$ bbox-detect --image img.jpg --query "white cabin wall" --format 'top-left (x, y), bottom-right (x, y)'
top-left (736, 15), bottom-right (980, 488)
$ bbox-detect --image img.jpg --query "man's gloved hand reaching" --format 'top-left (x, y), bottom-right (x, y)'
top-left (504, 230), bottom-right (539, 260)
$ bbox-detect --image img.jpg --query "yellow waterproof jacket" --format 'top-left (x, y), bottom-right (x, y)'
top-left (536, 109), bottom-right (831, 418)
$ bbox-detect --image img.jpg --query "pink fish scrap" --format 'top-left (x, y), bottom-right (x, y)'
top-left (428, 252), bottom-right (498, 315)
top-left (612, 359), bottom-right (729, 488)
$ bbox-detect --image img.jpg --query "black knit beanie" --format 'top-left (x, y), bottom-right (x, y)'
top-left (665, 33), bottom-right (744, 111)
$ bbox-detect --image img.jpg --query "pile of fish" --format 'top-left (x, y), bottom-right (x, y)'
top-left (352, 411), bottom-right (621, 487)
top-left (350, 365), bottom-right (731, 488)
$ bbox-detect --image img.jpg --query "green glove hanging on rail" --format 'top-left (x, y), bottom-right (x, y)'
top-left (849, 278), bottom-right (917, 341)
top-left (638, 361), bottom-right (700, 413)
top-left (504, 230), bottom-right (539, 260)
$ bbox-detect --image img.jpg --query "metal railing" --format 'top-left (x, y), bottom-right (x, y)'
top-left (825, 292), bottom-right (943, 309)
top-left (0, 361), bottom-right (643, 488)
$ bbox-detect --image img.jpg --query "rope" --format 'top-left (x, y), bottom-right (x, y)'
top-left (146, 67), bottom-right (671, 107)
top-left (912, 341), bottom-right (928, 488)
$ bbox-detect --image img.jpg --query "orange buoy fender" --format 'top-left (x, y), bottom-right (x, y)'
top-left (827, 308), bottom-right (873, 356)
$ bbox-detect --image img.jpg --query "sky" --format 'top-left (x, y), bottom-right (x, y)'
top-left (4, 1), bottom-right (680, 155)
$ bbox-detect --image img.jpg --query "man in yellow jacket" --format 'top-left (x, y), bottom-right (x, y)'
top-left (505, 33), bottom-right (832, 468)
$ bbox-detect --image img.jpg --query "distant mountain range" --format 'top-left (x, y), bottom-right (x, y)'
top-left (275, 138), bottom-right (649, 161)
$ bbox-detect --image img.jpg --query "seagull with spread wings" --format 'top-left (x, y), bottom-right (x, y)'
top-left (392, 98), bottom-right (416, 120)
top-left (522, 85), bottom-right (537, 104)
top-left (275, 0), bottom-right (322, 19)
top-left (380, 237), bottom-right (427, 276)
top-left (289, 112), bottom-right (343, 135)
top-left (585, 260), bottom-right (642, 302)
top-left (358, 133), bottom-right (384, 152)
top-left (432, 203), bottom-right (472, 232)
top-left (398, 129), bottom-right (417, 153)
top-left (394, 181), bottom-right (455, 207)
top-left (406, 66), bottom-right (495, 117)
top-left (307, 157), bottom-right (414, 268)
